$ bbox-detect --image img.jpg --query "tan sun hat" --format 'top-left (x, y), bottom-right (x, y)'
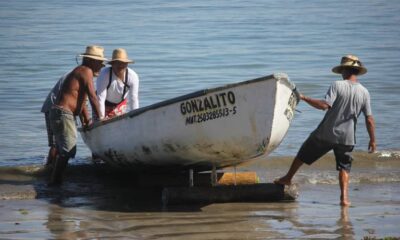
top-left (332, 55), bottom-right (367, 75)
top-left (108, 48), bottom-right (134, 64)
top-left (79, 45), bottom-right (107, 61)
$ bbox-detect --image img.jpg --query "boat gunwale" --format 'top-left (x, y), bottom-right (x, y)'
top-left (80, 74), bottom-right (280, 131)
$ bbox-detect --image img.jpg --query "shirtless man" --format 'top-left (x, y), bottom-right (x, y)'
top-left (48, 45), bottom-right (106, 185)
top-left (41, 75), bottom-right (65, 167)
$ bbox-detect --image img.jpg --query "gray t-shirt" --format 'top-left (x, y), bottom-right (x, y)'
top-left (40, 72), bottom-right (69, 113)
top-left (313, 80), bottom-right (372, 145)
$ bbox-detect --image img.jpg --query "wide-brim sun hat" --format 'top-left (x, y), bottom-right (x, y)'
top-left (79, 45), bottom-right (108, 61)
top-left (108, 48), bottom-right (134, 64)
top-left (332, 54), bottom-right (367, 75)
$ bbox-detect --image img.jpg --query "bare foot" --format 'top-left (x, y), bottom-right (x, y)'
top-left (340, 200), bottom-right (351, 206)
top-left (274, 176), bottom-right (292, 185)
top-left (340, 195), bottom-right (351, 206)
top-left (48, 174), bottom-right (63, 187)
top-left (47, 180), bottom-right (62, 187)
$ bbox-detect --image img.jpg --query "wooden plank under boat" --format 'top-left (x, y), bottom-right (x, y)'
top-left (79, 73), bottom-right (300, 171)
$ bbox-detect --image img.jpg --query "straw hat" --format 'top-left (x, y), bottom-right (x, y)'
top-left (108, 48), bottom-right (134, 64)
top-left (79, 45), bottom-right (107, 61)
top-left (332, 55), bottom-right (367, 75)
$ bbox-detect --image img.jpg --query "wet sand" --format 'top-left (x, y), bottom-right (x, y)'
top-left (1, 152), bottom-right (399, 239)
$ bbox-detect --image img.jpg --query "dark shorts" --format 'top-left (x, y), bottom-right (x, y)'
top-left (296, 134), bottom-right (354, 172)
top-left (45, 112), bottom-right (56, 147)
top-left (49, 106), bottom-right (77, 159)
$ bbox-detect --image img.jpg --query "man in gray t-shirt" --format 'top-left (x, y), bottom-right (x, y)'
top-left (275, 55), bottom-right (376, 206)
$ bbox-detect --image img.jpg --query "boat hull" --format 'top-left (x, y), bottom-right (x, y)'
top-left (80, 73), bottom-right (299, 170)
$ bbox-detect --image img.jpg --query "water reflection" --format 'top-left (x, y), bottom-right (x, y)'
top-left (336, 206), bottom-right (354, 240)
top-left (45, 203), bottom-right (69, 239)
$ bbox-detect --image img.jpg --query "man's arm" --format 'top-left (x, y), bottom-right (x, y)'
top-left (96, 68), bottom-right (108, 118)
top-left (301, 82), bottom-right (337, 110)
top-left (82, 69), bottom-right (102, 120)
top-left (79, 101), bottom-right (91, 127)
top-left (300, 94), bottom-right (330, 110)
top-left (366, 115), bottom-right (376, 153)
top-left (128, 70), bottom-right (139, 111)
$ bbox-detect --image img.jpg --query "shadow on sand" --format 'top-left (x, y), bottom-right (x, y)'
top-left (0, 163), bottom-right (214, 212)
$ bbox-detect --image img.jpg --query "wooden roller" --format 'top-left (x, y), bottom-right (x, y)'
top-left (162, 183), bottom-right (299, 205)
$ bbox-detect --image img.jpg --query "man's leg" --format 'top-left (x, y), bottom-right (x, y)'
top-left (274, 158), bottom-right (303, 185)
top-left (46, 146), bottom-right (57, 166)
top-left (49, 155), bottom-right (69, 185)
top-left (339, 169), bottom-right (351, 206)
top-left (48, 108), bottom-right (77, 186)
top-left (45, 112), bottom-right (57, 166)
top-left (275, 134), bottom-right (331, 185)
top-left (334, 145), bottom-right (354, 206)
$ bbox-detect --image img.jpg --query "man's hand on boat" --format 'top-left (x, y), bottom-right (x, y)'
top-left (81, 117), bottom-right (106, 131)
top-left (81, 119), bottom-right (93, 131)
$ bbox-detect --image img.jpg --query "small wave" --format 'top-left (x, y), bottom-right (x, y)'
top-left (378, 150), bottom-right (400, 159)
top-left (0, 165), bottom-right (43, 175)
top-left (295, 171), bottom-right (400, 185)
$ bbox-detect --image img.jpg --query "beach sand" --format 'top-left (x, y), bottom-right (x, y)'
top-left (1, 151), bottom-right (399, 239)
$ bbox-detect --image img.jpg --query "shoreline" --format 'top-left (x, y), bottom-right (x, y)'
top-left (1, 182), bottom-right (399, 239)
top-left (0, 150), bottom-right (398, 201)
top-left (0, 151), bottom-right (399, 239)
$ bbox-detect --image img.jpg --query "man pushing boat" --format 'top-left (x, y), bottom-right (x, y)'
top-left (48, 45), bottom-right (105, 185)
top-left (275, 55), bottom-right (376, 206)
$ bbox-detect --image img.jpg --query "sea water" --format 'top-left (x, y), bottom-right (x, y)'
top-left (0, 0), bottom-right (399, 166)
top-left (0, 1), bottom-right (400, 239)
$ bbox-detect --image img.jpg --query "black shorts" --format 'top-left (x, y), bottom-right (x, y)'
top-left (296, 134), bottom-right (354, 172)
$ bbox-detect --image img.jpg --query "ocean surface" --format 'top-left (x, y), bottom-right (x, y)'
top-left (0, 0), bottom-right (399, 166)
top-left (0, 1), bottom-right (400, 239)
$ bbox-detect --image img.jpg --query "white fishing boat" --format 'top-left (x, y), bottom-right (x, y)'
top-left (80, 73), bottom-right (299, 171)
